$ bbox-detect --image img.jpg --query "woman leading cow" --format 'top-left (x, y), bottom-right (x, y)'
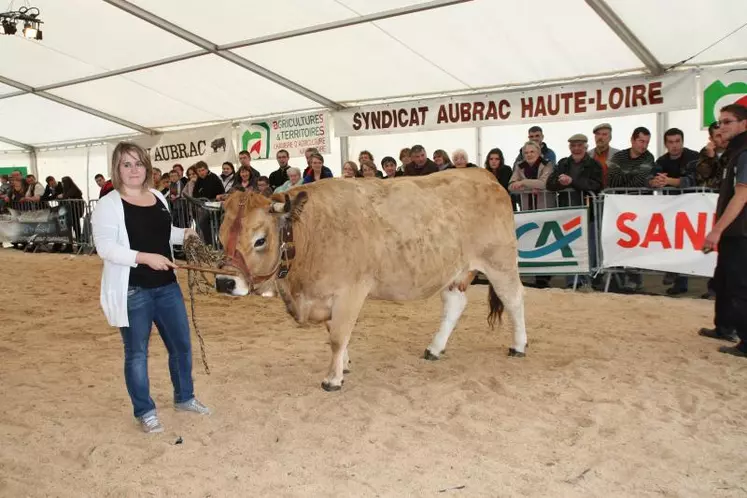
top-left (92, 142), bottom-right (211, 434)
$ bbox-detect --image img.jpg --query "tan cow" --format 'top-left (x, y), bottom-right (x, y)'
top-left (216, 168), bottom-right (527, 391)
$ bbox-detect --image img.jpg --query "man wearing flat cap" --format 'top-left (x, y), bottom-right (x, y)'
top-left (546, 133), bottom-right (603, 288)
top-left (590, 123), bottom-right (619, 187)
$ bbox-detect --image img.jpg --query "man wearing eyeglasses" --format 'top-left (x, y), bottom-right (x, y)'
top-left (700, 104), bottom-right (747, 357)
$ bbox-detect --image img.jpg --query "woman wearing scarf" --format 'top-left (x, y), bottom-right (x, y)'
top-left (508, 141), bottom-right (556, 210)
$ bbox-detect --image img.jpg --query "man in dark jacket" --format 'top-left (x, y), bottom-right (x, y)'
top-left (649, 128), bottom-right (699, 189)
top-left (404, 145), bottom-right (439, 176)
top-left (546, 133), bottom-right (602, 288)
top-left (193, 161), bottom-right (225, 200)
top-left (696, 122), bottom-right (728, 189)
top-left (269, 149), bottom-right (291, 191)
top-left (41, 176), bottom-right (63, 202)
top-left (546, 133), bottom-right (602, 206)
top-left (700, 104), bottom-right (747, 356)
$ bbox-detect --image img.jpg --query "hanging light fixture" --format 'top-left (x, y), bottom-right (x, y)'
top-left (0, 3), bottom-right (43, 40)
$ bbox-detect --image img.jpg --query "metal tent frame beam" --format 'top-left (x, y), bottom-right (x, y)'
top-left (0, 135), bottom-right (33, 151)
top-left (585, 0), bottom-right (664, 75)
top-left (0, 75), bottom-right (156, 136)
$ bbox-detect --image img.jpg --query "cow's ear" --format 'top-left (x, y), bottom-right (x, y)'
top-left (288, 191), bottom-right (308, 221)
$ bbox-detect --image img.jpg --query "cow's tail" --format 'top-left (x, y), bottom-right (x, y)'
top-left (487, 284), bottom-right (504, 329)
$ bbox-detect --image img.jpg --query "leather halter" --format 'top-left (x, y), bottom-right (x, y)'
top-left (223, 192), bottom-right (295, 292)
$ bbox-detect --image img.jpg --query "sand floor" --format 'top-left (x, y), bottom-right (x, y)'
top-left (1, 250), bottom-right (746, 497)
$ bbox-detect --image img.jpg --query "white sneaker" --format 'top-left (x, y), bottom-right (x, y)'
top-left (139, 413), bottom-right (164, 433)
top-left (174, 398), bottom-right (212, 415)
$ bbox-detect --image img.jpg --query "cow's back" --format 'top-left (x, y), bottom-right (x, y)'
top-left (290, 169), bottom-right (515, 300)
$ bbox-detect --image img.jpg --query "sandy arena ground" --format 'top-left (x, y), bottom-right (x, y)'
top-left (1, 251), bottom-right (746, 497)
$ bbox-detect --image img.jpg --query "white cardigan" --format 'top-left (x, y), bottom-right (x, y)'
top-left (91, 189), bottom-right (185, 327)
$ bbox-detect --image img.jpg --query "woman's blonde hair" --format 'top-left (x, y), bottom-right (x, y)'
top-left (110, 142), bottom-right (153, 191)
top-left (522, 141), bottom-right (542, 156)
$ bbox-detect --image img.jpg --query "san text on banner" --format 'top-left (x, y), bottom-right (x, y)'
top-left (514, 207), bottom-right (590, 275)
top-left (600, 193), bottom-right (718, 277)
top-left (333, 72), bottom-right (696, 137)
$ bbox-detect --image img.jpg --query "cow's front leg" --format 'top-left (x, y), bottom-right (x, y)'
top-left (322, 287), bottom-right (367, 391)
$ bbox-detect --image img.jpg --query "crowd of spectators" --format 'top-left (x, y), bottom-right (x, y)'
top-left (1, 109), bottom-right (738, 296)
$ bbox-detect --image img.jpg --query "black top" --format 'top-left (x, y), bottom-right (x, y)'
top-left (123, 197), bottom-right (176, 288)
top-left (194, 172), bottom-right (225, 200)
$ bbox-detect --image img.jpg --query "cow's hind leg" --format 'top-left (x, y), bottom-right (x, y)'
top-left (424, 287), bottom-right (468, 361)
top-left (322, 287), bottom-right (367, 392)
top-left (482, 266), bottom-right (528, 357)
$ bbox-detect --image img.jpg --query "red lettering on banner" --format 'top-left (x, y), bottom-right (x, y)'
top-left (499, 99), bottom-right (511, 119)
top-left (535, 96), bottom-right (547, 117)
top-left (631, 84), bottom-right (646, 107)
top-left (485, 101), bottom-right (498, 120)
top-left (617, 211), bottom-right (715, 250)
top-left (649, 81), bottom-right (663, 105)
top-left (398, 108), bottom-right (409, 127)
top-left (674, 212), bottom-right (709, 249)
top-left (561, 92), bottom-right (573, 113)
top-left (547, 94), bottom-right (559, 116)
top-left (473, 101), bottom-right (485, 121)
top-left (616, 212), bottom-right (640, 248)
top-left (521, 98), bottom-right (533, 118)
top-left (640, 213), bottom-right (672, 249)
top-left (574, 91), bottom-right (587, 113)
top-left (609, 88), bottom-right (624, 109)
top-left (460, 103), bottom-right (472, 122)
top-left (595, 89), bottom-right (607, 111)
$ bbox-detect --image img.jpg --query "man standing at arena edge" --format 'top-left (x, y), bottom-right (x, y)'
top-left (701, 104), bottom-right (747, 357)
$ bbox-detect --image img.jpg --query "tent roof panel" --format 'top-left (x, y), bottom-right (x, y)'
top-left (125, 0), bottom-right (356, 45)
top-left (0, 82), bottom-right (19, 97)
top-left (47, 55), bottom-right (321, 128)
top-left (0, 95), bottom-right (136, 145)
top-left (372, 0), bottom-right (644, 89)
top-left (0, 0), bottom-right (197, 87)
top-left (607, 0), bottom-right (747, 66)
top-left (233, 23), bottom-right (468, 103)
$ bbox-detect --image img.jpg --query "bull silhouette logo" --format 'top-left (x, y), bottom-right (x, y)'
top-left (211, 137), bottom-right (227, 153)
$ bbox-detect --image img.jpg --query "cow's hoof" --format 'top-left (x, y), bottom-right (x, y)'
top-left (321, 381), bottom-right (343, 392)
top-left (508, 348), bottom-right (526, 358)
top-left (423, 349), bottom-right (440, 361)
top-left (343, 369), bottom-right (351, 374)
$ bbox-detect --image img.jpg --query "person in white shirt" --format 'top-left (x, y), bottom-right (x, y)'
top-left (91, 142), bottom-right (210, 434)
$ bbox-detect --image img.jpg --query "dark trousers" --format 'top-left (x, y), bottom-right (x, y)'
top-left (712, 236), bottom-right (747, 343)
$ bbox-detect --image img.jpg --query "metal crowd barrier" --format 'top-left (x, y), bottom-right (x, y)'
top-left (1, 199), bottom-right (91, 253)
top-left (2, 186), bottom-right (720, 295)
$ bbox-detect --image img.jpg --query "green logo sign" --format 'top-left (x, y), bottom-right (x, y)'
top-left (702, 69), bottom-right (747, 127)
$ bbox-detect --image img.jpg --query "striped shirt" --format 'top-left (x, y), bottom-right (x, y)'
top-left (607, 149), bottom-right (655, 189)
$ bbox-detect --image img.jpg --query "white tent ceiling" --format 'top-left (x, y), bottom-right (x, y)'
top-left (0, 0), bottom-right (745, 151)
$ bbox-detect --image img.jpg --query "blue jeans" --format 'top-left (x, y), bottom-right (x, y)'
top-left (119, 282), bottom-right (194, 418)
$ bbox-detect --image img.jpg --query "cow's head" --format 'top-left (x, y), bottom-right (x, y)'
top-left (216, 189), bottom-right (307, 297)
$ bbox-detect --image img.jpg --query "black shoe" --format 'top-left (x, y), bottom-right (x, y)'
top-left (666, 286), bottom-right (688, 296)
top-left (718, 342), bottom-right (747, 358)
top-left (698, 327), bottom-right (739, 343)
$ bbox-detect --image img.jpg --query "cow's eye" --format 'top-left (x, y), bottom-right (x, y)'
top-left (254, 237), bottom-right (266, 248)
